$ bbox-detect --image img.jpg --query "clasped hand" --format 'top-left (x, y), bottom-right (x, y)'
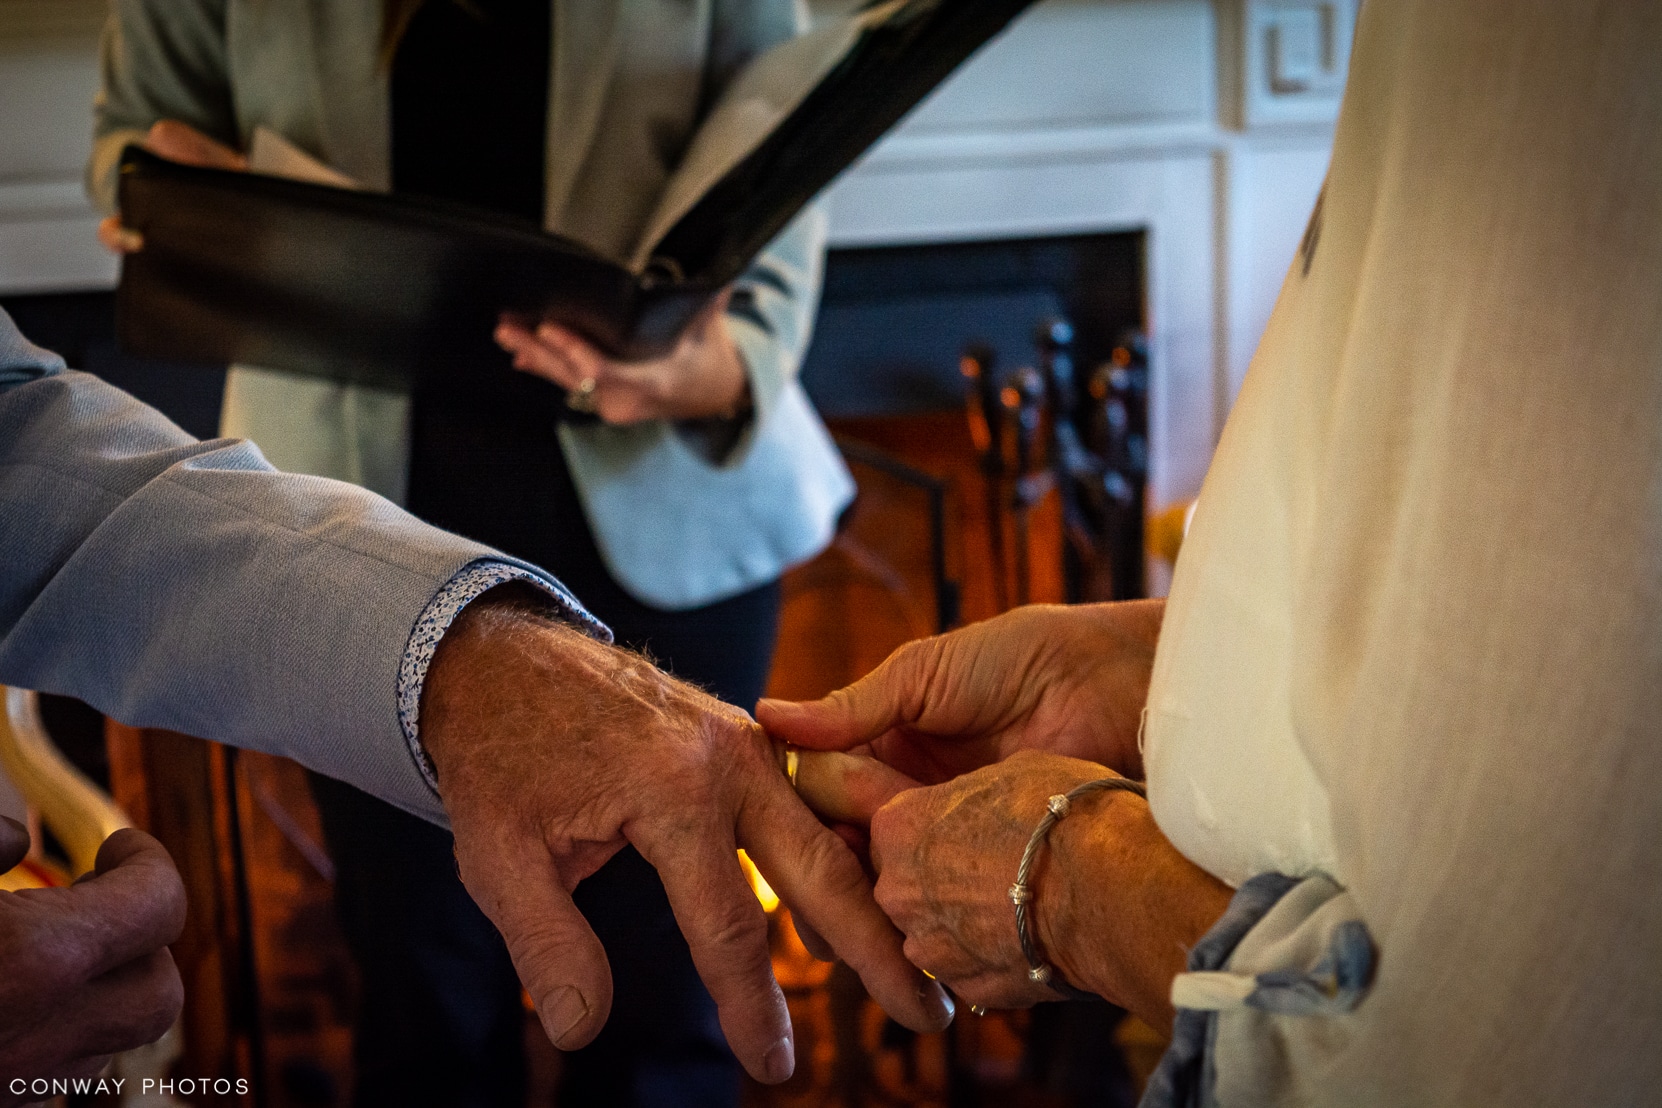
top-left (759, 601), bottom-right (1233, 1030)
top-left (495, 293), bottom-right (749, 424)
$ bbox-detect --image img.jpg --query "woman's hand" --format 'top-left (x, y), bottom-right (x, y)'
top-left (870, 752), bottom-right (1109, 1010)
top-left (859, 750), bottom-right (1232, 1028)
top-left (494, 291), bottom-right (749, 425)
top-left (97, 120), bottom-right (247, 253)
top-left (758, 600), bottom-right (1165, 785)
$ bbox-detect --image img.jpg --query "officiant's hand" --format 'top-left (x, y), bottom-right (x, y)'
top-left (418, 588), bottom-right (953, 1084)
top-left (495, 291), bottom-right (750, 424)
top-left (97, 120), bottom-right (247, 254)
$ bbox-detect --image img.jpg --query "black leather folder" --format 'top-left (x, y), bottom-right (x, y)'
top-left (115, 0), bottom-right (1036, 390)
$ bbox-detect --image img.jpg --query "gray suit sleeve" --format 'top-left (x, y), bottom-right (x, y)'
top-left (0, 311), bottom-right (578, 825)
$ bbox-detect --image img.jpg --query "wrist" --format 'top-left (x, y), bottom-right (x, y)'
top-left (1088, 597), bottom-right (1164, 659)
top-left (420, 585), bottom-right (594, 782)
top-left (398, 564), bottom-right (607, 797)
top-left (1034, 786), bottom-right (1229, 1028)
top-left (1032, 787), bottom-right (1131, 997)
top-left (684, 321), bottom-right (750, 420)
top-left (1082, 598), bottom-right (1165, 776)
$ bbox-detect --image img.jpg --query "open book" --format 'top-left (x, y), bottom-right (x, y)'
top-left (115, 0), bottom-right (1036, 389)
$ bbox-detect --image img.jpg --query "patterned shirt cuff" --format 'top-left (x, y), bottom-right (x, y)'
top-left (396, 559), bottom-right (610, 794)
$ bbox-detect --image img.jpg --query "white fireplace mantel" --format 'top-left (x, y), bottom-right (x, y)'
top-left (819, 0), bottom-right (1350, 512)
top-left (0, 0), bottom-right (1351, 515)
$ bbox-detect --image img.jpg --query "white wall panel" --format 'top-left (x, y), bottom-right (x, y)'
top-left (0, 38), bottom-right (100, 180)
top-left (0, 9), bottom-right (110, 294)
top-left (897, 0), bottom-right (1216, 134)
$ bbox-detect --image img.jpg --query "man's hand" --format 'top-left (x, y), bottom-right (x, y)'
top-left (758, 600), bottom-right (1165, 785)
top-left (419, 595), bottom-right (953, 1084)
top-left (0, 825), bottom-right (186, 1104)
top-left (494, 291), bottom-right (749, 424)
top-left (97, 119), bottom-right (247, 253)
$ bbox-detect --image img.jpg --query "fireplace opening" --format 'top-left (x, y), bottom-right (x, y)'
top-left (803, 232), bottom-right (1144, 418)
top-left (799, 229), bottom-right (1150, 606)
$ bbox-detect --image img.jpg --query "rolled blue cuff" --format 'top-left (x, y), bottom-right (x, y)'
top-left (395, 558), bottom-right (610, 794)
top-left (1141, 872), bottom-right (1376, 1108)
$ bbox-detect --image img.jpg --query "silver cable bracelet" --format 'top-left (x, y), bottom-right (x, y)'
top-left (1010, 776), bottom-right (1148, 1001)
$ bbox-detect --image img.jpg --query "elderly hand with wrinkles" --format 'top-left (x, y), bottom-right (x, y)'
top-left (765, 603), bottom-right (1233, 1031)
top-left (420, 589), bottom-right (952, 1084)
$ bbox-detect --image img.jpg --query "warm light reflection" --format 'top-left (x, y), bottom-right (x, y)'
top-left (737, 849), bottom-right (779, 913)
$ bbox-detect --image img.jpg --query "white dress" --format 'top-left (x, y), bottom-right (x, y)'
top-left (1143, 1), bottom-right (1662, 1103)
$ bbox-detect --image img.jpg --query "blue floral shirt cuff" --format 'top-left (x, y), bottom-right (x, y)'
top-left (396, 559), bottom-right (610, 794)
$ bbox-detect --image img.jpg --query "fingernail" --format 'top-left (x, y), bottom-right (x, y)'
top-left (763, 1036), bottom-right (795, 1083)
top-left (920, 982), bottom-right (955, 1028)
top-left (541, 986), bottom-right (588, 1048)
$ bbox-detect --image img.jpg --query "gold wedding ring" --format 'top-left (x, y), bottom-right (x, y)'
top-left (566, 377), bottom-right (599, 414)
top-left (968, 1004), bottom-right (988, 1017)
top-left (783, 744), bottom-right (802, 790)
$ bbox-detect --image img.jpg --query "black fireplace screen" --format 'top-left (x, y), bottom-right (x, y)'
top-left (800, 230), bottom-right (1149, 601)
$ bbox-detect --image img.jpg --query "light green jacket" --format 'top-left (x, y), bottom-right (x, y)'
top-left (90, 0), bottom-right (853, 609)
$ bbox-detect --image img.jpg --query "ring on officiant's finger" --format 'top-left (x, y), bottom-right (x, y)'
top-left (783, 745), bottom-right (802, 790)
top-left (567, 377), bottom-right (599, 413)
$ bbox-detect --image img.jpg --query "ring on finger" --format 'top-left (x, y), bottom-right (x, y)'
top-left (968, 1004), bottom-right (987, 1017)
top-left (783, 745), bottom-right (802, 790)
top-left (566, 377), bottom-right (599, 414)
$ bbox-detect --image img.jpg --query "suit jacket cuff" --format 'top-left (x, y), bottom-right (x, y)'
top-left (395, 559), bottom-right (608, 794)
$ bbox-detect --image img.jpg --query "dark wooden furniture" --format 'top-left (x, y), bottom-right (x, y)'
top-left (106, 724), bottom-right (264, 1097)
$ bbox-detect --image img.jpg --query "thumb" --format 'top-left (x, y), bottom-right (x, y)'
top-left (0, 815), bottom-right (29, 873)
top-left (453, 833), bottom-right (614, 1051)
top-left (757, 640), bottom-right (934, 752)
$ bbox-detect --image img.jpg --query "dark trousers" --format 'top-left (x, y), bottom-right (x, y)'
top-left (314, 382), bottom-right (779, 1107)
